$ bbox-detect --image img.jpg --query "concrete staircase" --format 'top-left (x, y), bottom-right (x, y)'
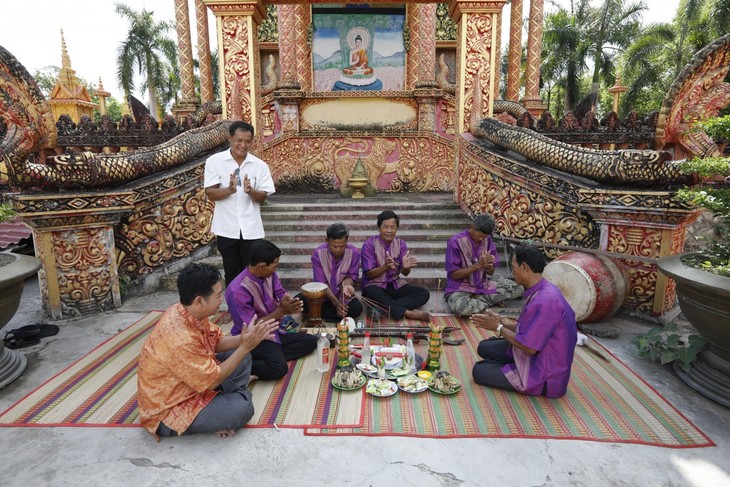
top-left (159, 192), bottom-right (514, 312)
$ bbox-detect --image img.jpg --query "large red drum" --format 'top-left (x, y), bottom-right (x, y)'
top-left (542, 251), bottom-right (630, 323)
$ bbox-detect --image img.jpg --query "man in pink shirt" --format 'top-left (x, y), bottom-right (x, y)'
top-left (471, 245), bottom-right (577, 398)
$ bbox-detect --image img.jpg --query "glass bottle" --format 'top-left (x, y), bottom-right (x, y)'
top-left (317, 333), bottom-right (330, 373)
top-left (361, 332), bottom-right (371, 367)
top-left (406, 332), bottom-right (416, 373)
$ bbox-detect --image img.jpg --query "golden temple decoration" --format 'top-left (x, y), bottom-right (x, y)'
top-left (506, 0), bottom-right (523, 101)
top-left (48, 30), bottom-right (97, 124)
top-left (195, 0), bottom-right (215, 103)
top-left (257, 3), bottom-right (278, 43)
top-left (435, 3), bottom-right (457, 41)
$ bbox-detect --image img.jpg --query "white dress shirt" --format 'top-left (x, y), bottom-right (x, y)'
top-left (203, 149), bottom-right (276, 239)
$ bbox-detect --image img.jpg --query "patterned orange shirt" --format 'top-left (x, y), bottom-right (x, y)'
top-left (137, 303), bottom-right (224, 438)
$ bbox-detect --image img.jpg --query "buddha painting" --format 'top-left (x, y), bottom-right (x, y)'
top-left (343, 35), bottom-right (374, 76)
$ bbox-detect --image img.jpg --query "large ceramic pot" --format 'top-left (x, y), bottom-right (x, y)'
top-left (0, 251), bottom-right (41, 389)
top-left (658, 253), bottom-right (730, 408)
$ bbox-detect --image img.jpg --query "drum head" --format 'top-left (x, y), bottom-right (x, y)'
top-left (301, 282), bottom-right (328, 293)
top-left (543, 261), bottom-right (596, 322)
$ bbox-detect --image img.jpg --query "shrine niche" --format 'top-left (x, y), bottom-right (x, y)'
top-left (312, 4), bottom-right (406, 92)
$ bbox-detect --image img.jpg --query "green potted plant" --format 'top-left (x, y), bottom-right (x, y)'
top-left (0, 201), bottom-right (42, 388)
top-left (655, 115), bottom-right (730, 408)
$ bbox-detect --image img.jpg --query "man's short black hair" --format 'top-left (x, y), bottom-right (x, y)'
top-left (229, 120), bottom-right (254, 137)
top-left (249, 239), bottom-right (281, 266)
top-left (377, 210), bottom-right (399, 228)
top-left (326, 223), bottom-right (349, 240)
top-left (513, 245), bottom-right (546, 273)
top-left (177, 263), bottom-right (221, 306)
top-left (473, 214), bottom-right (496, 235)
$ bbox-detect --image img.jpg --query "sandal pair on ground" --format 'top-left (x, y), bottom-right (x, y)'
top-left (3, 323), bottom-right (59, 350)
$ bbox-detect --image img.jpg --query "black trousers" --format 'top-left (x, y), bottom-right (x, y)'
top-left (296, 294), bottom-right (364, 322)
top-left (216, 235), bottom-right (260, 287)
top-left (472, 337), bottom-right (517, 392)
top-left (362, 282), bottom-right (430, 320)
top-left (250, 332), bottom-right (319, 381)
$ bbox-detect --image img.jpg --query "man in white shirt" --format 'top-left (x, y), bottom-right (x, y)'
top-left (204, 121), bottom-right (276, 286)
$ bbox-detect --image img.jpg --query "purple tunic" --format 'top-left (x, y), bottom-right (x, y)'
top-left (225, 268), bottom-right (287, 343)
top-left (502, 278), bottom-right (577, 398)
top-left (444, 229), bottom-right (499, 295)
top-left (360, 235), bottom-right (408, 289)
top-left (311, 243), bottom-right (360, 303)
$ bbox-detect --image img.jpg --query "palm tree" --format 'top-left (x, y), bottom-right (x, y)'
top-left (586, 0), bottom-right (647, 97)
top-left (542, 0), bottom-right (592, 113)
top-left (115, 2), bottom-right (177, 118)
top-left (620, 22), bottom-right (676, 114)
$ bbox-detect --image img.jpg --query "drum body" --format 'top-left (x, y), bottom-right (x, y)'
top-left (542, 251), bottom-right (629, 323)
top-left (301, 282), bottom-right (328, 325)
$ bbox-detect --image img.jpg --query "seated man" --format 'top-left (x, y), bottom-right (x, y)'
top-left (298, 223), bottom-right (363, 321)
top-left (445, 214), bottom-right (523, 316)
top-left (137, 263), bottom-right (278, 440)
top-left (471, 245), bottom-right (577, 398)
top-left (361, 210), bottom-right (430, 321)
top-left (226, 239), bottom-right (319, 381)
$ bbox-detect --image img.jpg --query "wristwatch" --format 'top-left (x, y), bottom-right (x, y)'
top-left (496, 324), bottom-right (504, 337)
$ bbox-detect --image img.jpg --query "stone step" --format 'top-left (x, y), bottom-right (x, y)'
top-left (262, 219), bottom-right (468, 232)
top-left (244, 240), bottom-right (451, 255)
top-left (261, 199), bottom-right (463, 213)
top-left (261, 208), bottom-right (469, 222)
top-left (262, 228), bottom-right (461, 243)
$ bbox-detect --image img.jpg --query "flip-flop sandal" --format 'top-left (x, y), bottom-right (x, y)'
top-left (4, 336), bottom-right (42, 350)
top-left (443, 337), bottom-right (465, 346)
top-left (4, 323), bottom-right (59, 340)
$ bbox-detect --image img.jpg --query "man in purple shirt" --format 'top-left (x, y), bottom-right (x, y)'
top-left (445, 214), bottom-right (523, 316)
top-left (226, 240), bottom-right (318, 381)
top-left (298, 223), bottom-right (363, 321)
top-left (471, 245), bottom-right (577, 398)
top-left (361, 210), bottom-right (430, 322)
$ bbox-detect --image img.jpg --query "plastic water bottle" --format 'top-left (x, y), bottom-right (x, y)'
top-left (317, 333), bottom-right (330, 373)
top-left (406, 332), bottom-right (416, 373)
top-left (361, 332), bottom-right (371, 367)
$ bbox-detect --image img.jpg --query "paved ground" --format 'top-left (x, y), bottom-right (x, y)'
top-left (1, 276), bottom-right (729, 487)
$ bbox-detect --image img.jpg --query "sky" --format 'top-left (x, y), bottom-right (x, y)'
top-left (1, 0), bottom-right (681, 102)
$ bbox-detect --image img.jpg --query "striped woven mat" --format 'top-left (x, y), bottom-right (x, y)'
top-left (0, 312), bottom-right (362, 429)
top-left (306, 316), bottom-right (714, 448)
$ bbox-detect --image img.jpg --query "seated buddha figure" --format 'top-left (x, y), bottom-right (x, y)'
top-left (343, 35), bottom-right (374, 76)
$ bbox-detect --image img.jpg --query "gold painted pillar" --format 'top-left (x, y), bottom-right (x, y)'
top-left (11, 193), bottom-right (133, 319)
top-left (581, 189), bottom-right (702, 316)
top-left (277, 4), bottom-right (312, 91)
top-left (205, 0), bottom-right (265, 129)
top-left (450, 0), bottom-right (507, 133)
top-left (521, 0), bottom-right (546, 116)
top-left (93, 78), bottom-right (110, 116)
top-left (506, 0), bottom-right (522, 101)
top-left (406, 4), bottom-right (437, 90)
top-left (174, 0), bottom-right (199, 118)
top-left (195, 0), bottom-right (215, 103)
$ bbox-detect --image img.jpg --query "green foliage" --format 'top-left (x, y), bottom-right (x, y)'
top-left (0, 203), bottom-right (15, 223)
top-left (115, 2), bottom-right (177, 117)
top-left (631, 322), bottom-right (707, 371)
top-left (697, 115), bottom-right (730, 141)
top-left (674, 116), bottom-right (730, 277)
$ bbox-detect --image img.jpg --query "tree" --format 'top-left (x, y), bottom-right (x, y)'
top-left (32, 66), bottom-right (60, 97)
top-left (542, 0), bottom-right (592, 113)
top-left (586, 0), bottom-right (647, 96)
top-left (115, 2), bottom-right (177, 118)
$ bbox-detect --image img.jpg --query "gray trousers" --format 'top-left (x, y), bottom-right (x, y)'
top-left (157, 351), bottom-right (254, 436)
top-left (446, 275), bottom-right (524, 316)
top-left (471, 337), bottom-right (517, 392)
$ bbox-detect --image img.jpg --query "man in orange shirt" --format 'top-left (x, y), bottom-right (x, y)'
top-left (137, 263), bottom-right (278, 439)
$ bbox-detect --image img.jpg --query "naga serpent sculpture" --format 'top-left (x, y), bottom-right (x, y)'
top-left (471, 117), bottom-right (689, 187)
top-left (0, 45), bottom-right (230, 191)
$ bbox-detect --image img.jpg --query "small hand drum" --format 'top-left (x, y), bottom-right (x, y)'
top-left (300, 282), bottom-right (328, 326)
